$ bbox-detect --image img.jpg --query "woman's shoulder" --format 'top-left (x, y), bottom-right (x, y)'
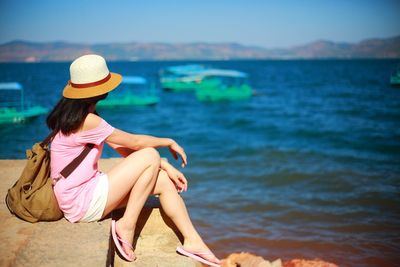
top-left (71, 113), bottom-right (114, 144)
top-left (80, 113), bottom-right (104, 132)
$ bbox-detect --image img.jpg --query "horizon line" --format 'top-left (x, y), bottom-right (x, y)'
top-left (1, 34), bottom-right (400, 50)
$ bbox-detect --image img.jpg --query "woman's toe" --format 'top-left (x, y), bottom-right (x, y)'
top-left (123, 245), bottom-right (135, 260)
top-left (198, 250), bottom-right (220, 264)
top-left (209, 254), bottom-right (221, 264)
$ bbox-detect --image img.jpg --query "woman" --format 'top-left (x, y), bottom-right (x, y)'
top-left (47, 54), bottom-right (220, 266)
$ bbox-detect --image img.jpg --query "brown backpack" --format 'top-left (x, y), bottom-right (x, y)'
top-left (5, 132), bottom-right (93, 223)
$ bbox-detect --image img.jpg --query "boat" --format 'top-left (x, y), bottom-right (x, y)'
top-left (194, 69), bottom-right (253, 101)
top-left (390, 66), bottom-right (400, 87)
top-left (97, 76), bottom-right (159, 108)
top-left (0, 82), bottom-right (48, 124)
top-left (159, 64), bottom-right (209, 91)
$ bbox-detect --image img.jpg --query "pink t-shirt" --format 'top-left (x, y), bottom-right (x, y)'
top-left (50, 118), bottom-right (114, 223)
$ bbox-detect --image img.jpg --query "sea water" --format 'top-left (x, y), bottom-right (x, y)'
top-left (1, 60), bottom-right (399, 266)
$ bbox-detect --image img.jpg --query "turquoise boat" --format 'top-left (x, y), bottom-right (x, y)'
top-left (160, 64), bottom-right (209, 91)
top-left (390, 66), bottom-right (400, 87)
top-left (0, 82), bottom-right (48, 124)
top-left (97, 76), bottom-right (159, 108)
top-left (194, 69), bottom-right (253, 102)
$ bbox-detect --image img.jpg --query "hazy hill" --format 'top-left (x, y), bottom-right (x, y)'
top-left (0, 36), bottom-right (399, 62)
top-left (290, 36), bottom-right (400, 58)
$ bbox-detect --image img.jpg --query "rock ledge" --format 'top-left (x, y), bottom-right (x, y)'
top-left (0, 159), bottom-right (200, 267)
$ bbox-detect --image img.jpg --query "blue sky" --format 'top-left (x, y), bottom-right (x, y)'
top-left (0, 0), bottom-right (399, 48)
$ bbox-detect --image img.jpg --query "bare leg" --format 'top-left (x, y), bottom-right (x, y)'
top-left (102, 148), bottom-right (161, 258)
top-left (152, 170), bottom-right (220, 263)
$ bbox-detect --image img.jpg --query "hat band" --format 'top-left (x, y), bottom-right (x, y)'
top-left (69, 73), bottom-right (111, 88)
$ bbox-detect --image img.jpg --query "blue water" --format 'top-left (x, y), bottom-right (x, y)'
top-left (1, 60), bottom-right (400, 266)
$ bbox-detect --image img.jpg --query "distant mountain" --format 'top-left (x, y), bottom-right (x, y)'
top-left (0, 36), bottom-right (399, 62)
top-left (289, 36), bottom-right (400, 59)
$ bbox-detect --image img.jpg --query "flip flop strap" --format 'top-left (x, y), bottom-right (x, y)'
top-left (179, 247), bottom-right (214, 256)
top-left (192, 251), bottom-right (214, 256)
top-left (117, 236), bottom-right (133, 249)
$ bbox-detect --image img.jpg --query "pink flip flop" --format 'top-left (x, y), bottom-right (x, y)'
top-left (176, 246), bottom-right (220, 267)
top-left (111, 220), bottom-right (135, 262)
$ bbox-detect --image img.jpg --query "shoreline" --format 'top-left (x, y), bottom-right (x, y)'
top-left (0, 159), bottom-right (340, 267)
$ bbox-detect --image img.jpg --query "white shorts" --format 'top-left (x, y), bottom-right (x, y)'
top-left (80, 173), bottom-right (109, 223)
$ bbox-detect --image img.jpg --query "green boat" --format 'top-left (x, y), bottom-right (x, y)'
top-left (0, 82), bottom-right (48, 124)
top-left (390, 66), bottom-right (400, 87)
top-left (97, 76), bottom-right (159, 108)
top-left (160, 64), bottom-right (209, 91)
top-left (194, 69), bottom-right (253, 102)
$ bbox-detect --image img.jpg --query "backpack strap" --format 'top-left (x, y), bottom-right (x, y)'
top-left (60, 143), bottom-right (95, 178)
top-left (40, 130), bottom-right (58, 148)
top-left (42, 129), bottom-right (95, 179)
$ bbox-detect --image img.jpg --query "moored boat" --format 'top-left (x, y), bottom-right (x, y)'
top-left (160, 64), bottom-right (209, 91)
top-left (0, 82), bottom-right (48, 124)
top-left (97, 76), bottom-right (159, 108)
top-left (390, 66), bottom-right (400, 87)
top-left (194, 69), bottom-right (253, 101)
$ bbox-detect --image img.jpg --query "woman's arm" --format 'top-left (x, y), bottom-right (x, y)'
top-left (106, 141), bottom-right (136, 158)
top-left (106, 141), bottom-right (188, 192)
top-left (83, 113), bottom-right (187, 166)
top-left (107, 128), bottom-right (172, 150)
top-left (106, 142), bottom-right (181, 169)
top-left (106, 128), bottom-right (187, 167)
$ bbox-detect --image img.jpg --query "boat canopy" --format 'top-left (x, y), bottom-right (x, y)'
top-left (122, 76), bottom-right (147, 85)
top-left (165, 64), bottom-right (208, 75)
top-left (0, 82), bottom-right (23, 90)
top-left (195, 69), bottom-right (248, 79)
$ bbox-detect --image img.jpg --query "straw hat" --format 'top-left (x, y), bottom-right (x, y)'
top-left (63, 54), bottom-right (122, 99)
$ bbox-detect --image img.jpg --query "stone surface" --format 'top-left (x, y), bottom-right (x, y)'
top-left (0, 159), bottom-right (200, 267)
top-left (222, 252), bottom-right (282, 267)
top-left (283, 259), bottom-right (339, 267)
top-left (0, 159), bottom-right (114, 267)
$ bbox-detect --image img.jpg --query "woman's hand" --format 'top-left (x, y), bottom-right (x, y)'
top-left (168, 140), bottom-right (187, 168)
top-left (162, 161), bottom-right (188, 192)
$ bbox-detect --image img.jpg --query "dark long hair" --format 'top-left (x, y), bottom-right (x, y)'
top-left (46, 94), bottom-right (108, 135)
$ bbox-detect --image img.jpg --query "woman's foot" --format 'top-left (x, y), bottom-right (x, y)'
top-left (182, 237), bottom-right (221, 265)
top-left (115, 219), bottom-right (136, 260)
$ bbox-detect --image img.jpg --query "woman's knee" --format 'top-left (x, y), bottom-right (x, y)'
top-left (154, 170), bottom-right (176, 194)
top-left (141, 147), bottom-right (161, 164)
top-left (127, 147), bottom-right (161, 167)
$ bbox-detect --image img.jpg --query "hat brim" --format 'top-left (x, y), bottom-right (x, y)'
top-left (63, 72), bottom-right (122, 99)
